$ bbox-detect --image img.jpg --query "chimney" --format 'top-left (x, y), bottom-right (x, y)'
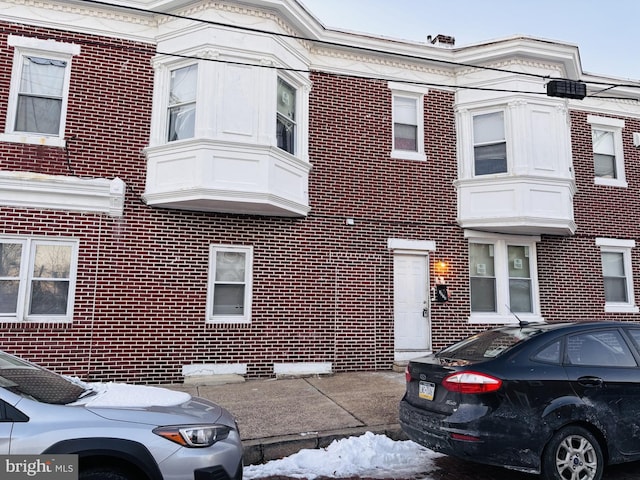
top-left (427, 34), bottom-right (455, 47)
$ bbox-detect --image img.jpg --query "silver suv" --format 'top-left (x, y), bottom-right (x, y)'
top-left (0, 350), bottom-right (243, 480)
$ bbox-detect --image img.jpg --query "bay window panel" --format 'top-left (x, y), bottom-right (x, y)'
top-left (473, 112), bottom-right (504, 144)
top-left (473, 111), bottom-right (507, 175)
top-left (167, 64), bottom-right (197, 142)
top-left (474, 143), bottom-right (507, 175)
top-left (277, 78), bottom-right (296, 154)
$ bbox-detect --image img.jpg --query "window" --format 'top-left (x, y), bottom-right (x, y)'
top-left (277, 78), bottom-right (296, 154)
top-left (3, 35), bottom-right (80, 147)
top-left (587, 115), bottom-right (626, 187)
top-left (566, 331), bottom-right (636, 367)
top-left (393, 96), bottom-right (418, 151)
top-left (388, 82), bottom-right (427, 161)
top-left (596, 238), bottom-right (638, 313)
top-left (167, 64), bottom-right (197, 142)
top-left (473, 111), bottom-right (507, 175)
top-left (207, 246), bottom-right (253, 323)
top-left (0, 237), bottom-right (78, 323)
top-left (467, 231), bottom-right (542, 323)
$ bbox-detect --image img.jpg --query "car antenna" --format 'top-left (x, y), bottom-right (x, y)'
top-left (506, 304), bottom-right (529, 328)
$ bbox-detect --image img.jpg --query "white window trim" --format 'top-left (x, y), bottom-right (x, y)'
top-left (596, 237), bottom-right (638, 313)
top-left (1, 35), bottom-right (80, 148)
top-left (206, 245), bottom-right (253, 324)
top-left (0, 236), bottom-right (79, 323)
top-left (588, 115), bottom-right (627, 188)
top-left (465, 230), bottom-right (543, 324)
top-left (388, 82), bottom-right (428, 161)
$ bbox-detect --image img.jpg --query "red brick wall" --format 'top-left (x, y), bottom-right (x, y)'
top-left (1, 22), bottom-right (639, 383)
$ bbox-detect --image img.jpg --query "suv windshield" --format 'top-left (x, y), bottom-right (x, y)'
top-left (0, 352), bottom-right (87, 404)
top-left (437, 325), bottom-right (548, 362)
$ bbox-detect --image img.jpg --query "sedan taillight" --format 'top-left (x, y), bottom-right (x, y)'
top-left (442, 371), bottom-right (502, 394)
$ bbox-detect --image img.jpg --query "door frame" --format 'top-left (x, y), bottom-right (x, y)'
top-left (388, 238), bottom-right (437, 362)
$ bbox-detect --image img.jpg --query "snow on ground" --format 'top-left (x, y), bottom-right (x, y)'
top-left (243, 431), bottom-right (443, 480)
top-left (65, 381), bottom-right (442, 479)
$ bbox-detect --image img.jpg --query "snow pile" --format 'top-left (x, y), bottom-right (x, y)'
top-left (243, 431), bottom-right (443, 479)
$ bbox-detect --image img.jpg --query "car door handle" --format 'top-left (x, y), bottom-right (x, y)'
top-left (578, 376), bottom-right (603, 387)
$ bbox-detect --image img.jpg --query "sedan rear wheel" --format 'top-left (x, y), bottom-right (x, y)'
top-left (542, 426), bottom-right (603, 480)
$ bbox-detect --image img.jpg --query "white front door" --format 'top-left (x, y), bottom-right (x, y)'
top-left (393, 254), bottom-right (431, 361)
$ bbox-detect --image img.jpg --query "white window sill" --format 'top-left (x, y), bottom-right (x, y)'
top-left (604, 303), bottom-right (639, 313)
top-left (390, 149), bottom-right (427, 162)
top-left (468, 313), bottom-right (545, 325)
top-left (0, 132), bottom-right (65, 148)
top-left (595, 177), bottom-right (628, 188)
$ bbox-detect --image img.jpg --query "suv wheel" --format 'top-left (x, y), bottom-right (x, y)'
top-left (79, 468), bottom-right (132, 480)
top-left (542, 425), bottom-right (603, 480)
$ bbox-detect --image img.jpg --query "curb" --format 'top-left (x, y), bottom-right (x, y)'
top-left (243, 424), bottom-right (408, 465)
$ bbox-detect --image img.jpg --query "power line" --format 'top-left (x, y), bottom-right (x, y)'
top-left (76, 0), bottom-right (640, 98)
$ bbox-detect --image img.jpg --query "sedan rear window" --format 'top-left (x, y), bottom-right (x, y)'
top-left (437, 326), bottom-right (545, 362)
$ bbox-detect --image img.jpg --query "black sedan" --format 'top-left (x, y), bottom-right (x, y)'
top-left (399, 321), bottom-right (640, 480)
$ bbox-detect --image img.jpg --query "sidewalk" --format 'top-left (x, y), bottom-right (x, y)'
top-left (165, 371), bottom-right (408, 465)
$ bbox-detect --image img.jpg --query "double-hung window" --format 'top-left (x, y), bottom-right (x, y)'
top-left (467, 231), bottom-right (542, 323)
top-left (596, 238), bottom-right (638, 312)
top-left (167, 64), bottom-right (197, 142)
top-left (0, 237), bottom-right (79, 323)
top-left (3, 35), bottom-right (80, 147)
top-left (207, 245), bottom-right (253, 323)
top-left (388, 82), bottom-right (427, 161)
top-left (473, 111), bottom-right (507, 175)
top-left (393, 96), bottom-right (418, 151)
top-left (588, 115), bottom-right (626, 187)
top-left (276, 77), bottom-right (296, 154)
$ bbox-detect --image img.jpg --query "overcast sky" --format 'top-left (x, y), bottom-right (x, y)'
top-left (300, 0), bottom-right (640, 81)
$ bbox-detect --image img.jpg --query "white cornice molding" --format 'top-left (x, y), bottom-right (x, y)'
top-left (0, 171), bottom-right (125, 216)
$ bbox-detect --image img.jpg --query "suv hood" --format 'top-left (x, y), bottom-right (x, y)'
top-left (86, 396), bottom-right (225, 426)
top-left (72, 383), bottom-right (225, 425)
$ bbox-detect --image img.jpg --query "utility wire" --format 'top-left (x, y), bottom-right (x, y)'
top-left (76, 0), bottom-right (640, 96)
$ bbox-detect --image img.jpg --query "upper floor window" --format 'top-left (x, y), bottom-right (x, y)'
top-left (3, 35), bottom-right (80, 147)
top-left (588, 115), bottom-right (626, 187)
top-left (467, 231), bottom-right (542, 324)
top-left (276, 78), bottom-right (296, 154)
top-left (388, 82), bottom-right (427, 161)
top-left (473, 111), bottom-right (506, 175)
top-left (393, 96), bottom-right (418, 151)
top-left (207, 245), bottom-right (253, 324)
top-left (0, 237), bottom-right (79, 323)
top-left (596, 238), bottom-right (638, 313)
top-left (167, 64), bottom-right (197, 142)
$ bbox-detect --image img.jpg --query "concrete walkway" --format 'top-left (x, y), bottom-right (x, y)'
top-left (165, 371), bottom-right (407, 465)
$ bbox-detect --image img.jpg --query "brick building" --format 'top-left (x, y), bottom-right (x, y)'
top-left (0, 0), bottom-right (639, 383)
